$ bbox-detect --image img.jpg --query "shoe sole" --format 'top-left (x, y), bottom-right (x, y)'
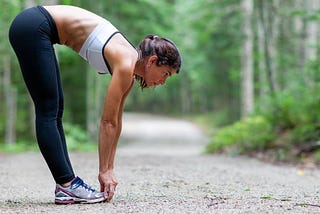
top-left (55, 197), bottom-right (106, 205)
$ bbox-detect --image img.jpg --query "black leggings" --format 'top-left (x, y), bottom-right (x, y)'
top-left (9, 6), bottom-right (75, 184)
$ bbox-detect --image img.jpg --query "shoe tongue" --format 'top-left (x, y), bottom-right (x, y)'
top-left (71, 177), bottom-right (83, 187)
top-left (70, 177), bottom-right (95, 192)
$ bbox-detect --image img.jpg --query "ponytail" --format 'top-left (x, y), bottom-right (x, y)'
top-left (138, 34), bottom-right (181, 73)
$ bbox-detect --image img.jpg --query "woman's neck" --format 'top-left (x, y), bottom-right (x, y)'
top-left (133, 51), bottom-right (145, 78)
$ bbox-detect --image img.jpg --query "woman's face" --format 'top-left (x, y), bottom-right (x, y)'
top-left (144, 55), bottom-right (176, 87)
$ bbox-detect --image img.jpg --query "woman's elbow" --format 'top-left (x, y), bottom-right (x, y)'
top-left (100, 119), bottom-right (118, 132)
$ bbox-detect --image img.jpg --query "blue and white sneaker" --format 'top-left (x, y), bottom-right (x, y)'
top-left (55, 177), bottom-right (106, 204)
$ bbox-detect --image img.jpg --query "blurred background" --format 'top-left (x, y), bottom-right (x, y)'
top-left (0, 0), bottom-right (319, 163)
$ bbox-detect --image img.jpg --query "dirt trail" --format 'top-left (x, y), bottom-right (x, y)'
top-left (0, 113), bottom-right (319, 213)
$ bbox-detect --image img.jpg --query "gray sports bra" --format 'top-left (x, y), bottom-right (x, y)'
top-left (79, 20), bottom-right (119, 74)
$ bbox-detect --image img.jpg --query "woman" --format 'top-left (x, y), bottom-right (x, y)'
top-left (9, 5), bottom-right (181, 204)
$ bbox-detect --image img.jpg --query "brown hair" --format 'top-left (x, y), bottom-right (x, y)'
top-left (135, 34), bottom-right (182, 89)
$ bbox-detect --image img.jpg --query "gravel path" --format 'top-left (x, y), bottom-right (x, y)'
top-left (0, 113), bottom-right (319, 213)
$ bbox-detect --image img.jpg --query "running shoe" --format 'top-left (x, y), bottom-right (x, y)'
top-left (55, 176), bottom-right (106, 204)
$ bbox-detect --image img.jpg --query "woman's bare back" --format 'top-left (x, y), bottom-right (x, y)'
top-left (44, 5), bottom-right (105, 52)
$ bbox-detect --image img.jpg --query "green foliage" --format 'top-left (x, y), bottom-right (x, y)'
top-left (241, 75), bottom-right (320, 161)
top-left (314, 150), bottom-right (320, 162)
top-left (170, 0), bottom-right (242, 115)
top-left (189, 110), bottom-right (236, 138)
top-left (63, 123), bottom-right (96, 152)
top-left (0, 122), bottom-right (97, 153)
top-left (0, 0), bottom-right (21, 54)
top-left (256, 79), bottom-right (320, 146)
top-left (290, 124), bottom-right (320, 146)
top-left (61, 0), bottom-right (74, 5)
top-left (206, 116), bottom-right (274, 154)
top-left (0, 141), bottom-right (37, 153)
top-left (260, 196), bottom-right (273, 200)
top-left (56, 46), bottom-right (88, 126)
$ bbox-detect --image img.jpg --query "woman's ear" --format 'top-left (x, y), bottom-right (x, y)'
top-left (147, 55), bottom-right (158, 67)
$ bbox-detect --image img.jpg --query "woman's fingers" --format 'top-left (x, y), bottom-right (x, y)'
top-left (105, 183), bottom-right (117, 201)
top-left (98, 171), bottom-right (118, 202)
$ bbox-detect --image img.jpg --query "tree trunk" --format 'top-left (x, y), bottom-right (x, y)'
top-left (257, 7), bottom-right (267, 99)
top-left (3, 55), bottom-right (17, 145)
top-left (269, 0), bottom-right (280, 89)
top-left (241, 0), bottom-right (254, 117)
top-left (28, 96), bottom-right (36, 139)
top-left (294, 0), bottom-right (305, 72)
top-left (86, 69), bottom-right (99, 143)
top-left (1, 2), bottom-right (19, 145)
top-left (304, 0), bottom-right (319, 84)
top-left (257, 0), bottom-right (276, 97)
top-left (304, 0), bottom-right (318, 61)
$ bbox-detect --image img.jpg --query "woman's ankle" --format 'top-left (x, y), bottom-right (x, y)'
top-left (61, 177), bottom-right (76, 187)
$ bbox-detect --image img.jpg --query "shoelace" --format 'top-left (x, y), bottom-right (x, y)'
top-left (72, 178), bottom-right (95, 193)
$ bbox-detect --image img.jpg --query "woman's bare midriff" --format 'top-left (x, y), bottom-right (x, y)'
top-left (44, 5), bottom-right (104, 52)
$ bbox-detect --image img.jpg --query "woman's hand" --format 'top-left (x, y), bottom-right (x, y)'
top-left (98, 170), bottom-right (118, 202)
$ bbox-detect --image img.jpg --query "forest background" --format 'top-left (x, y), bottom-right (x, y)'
top-left (1, 0), bottom-right (320, 164)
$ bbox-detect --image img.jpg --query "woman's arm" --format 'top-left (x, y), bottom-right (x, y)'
top-left (98, 33), bottom-right (137, 201)
top-left (98, 65), bottom-right (133, 201)
top-left (108, 82), bottom-right (132, 169)
top-left (99, 78), bottom-right (133, 171)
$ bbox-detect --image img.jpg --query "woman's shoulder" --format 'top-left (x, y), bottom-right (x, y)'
top-left (105, 34), bottom-right (138, 73)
